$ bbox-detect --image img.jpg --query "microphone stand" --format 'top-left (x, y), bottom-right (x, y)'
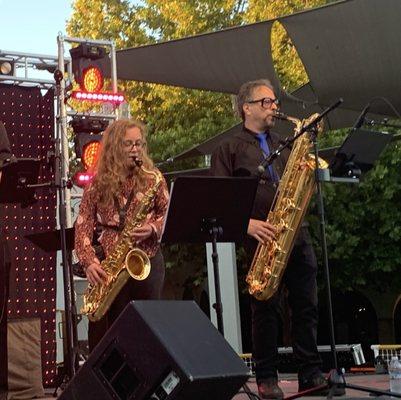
top-left (52, 69), bottom-right (80, 394)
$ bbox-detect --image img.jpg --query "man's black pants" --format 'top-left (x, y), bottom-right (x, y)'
top-left (250, 229), bottom-right (322, 382)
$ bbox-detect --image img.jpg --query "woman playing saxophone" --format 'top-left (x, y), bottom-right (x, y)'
top-left (74, 119), bottom-right (169, 351)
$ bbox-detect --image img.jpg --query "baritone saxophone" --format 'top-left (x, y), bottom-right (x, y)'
top-left (246, 112), bottom-right (328, 301)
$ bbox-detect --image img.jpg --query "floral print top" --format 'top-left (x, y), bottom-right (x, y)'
top-left (74, 170), bottom-right (169, 270)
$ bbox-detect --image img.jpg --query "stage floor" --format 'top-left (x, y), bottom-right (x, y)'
top-left (45, 372), bottom-right (392, 399)
top-left (236, 373), bottom-right (392, 399)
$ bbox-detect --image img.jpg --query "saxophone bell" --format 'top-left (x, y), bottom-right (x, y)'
top-left (125, 247), bottom-right (151, 281)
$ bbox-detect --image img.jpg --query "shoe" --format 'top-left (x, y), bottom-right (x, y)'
top-left (298, 373), bottom-right (330, 396)
top-left (258, 377), bottom-right (284, 400)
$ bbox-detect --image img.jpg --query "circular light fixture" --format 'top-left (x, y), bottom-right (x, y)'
top-left (82, 141), bottom-right (101, 170)
top-left (82, 66), bottom-right (104, 92)
top-left (0, 61), bottom-right (13, 75)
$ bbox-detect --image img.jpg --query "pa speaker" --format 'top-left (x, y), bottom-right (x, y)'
top-left (59, 301), bottom-right (250, 400)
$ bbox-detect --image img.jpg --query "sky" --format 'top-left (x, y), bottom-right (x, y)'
top-left (1, 0), bottom-right (73, 55)
top-left (1, 0), bottom-right (73, 80)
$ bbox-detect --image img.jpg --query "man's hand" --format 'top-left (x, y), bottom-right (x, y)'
top-left (247, 218), bottom-right (277, 244)
top-left (85, 258), bottom-right (108, 286)
top-left (131, 223), bottom-right (154, 242)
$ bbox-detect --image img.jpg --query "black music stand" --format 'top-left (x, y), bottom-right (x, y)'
top-left (162, 176), bottom-right (257, 398)
top-left (0, 158), bottom-right (40, 206)
top-left (25, 226), bottom-right (82, 394)
top-left (162, 176), bottom-right (258, 331)
top-left (329, 128), bottom-right (393, 178)
top-left (25, 227), bottom-right (75, 252)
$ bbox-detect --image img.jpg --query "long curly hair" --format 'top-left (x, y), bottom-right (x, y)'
top-left (91, 119), bottom-right (154, 207)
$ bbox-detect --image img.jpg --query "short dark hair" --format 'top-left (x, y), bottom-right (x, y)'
top-left (236, 79), bottom-right (275, 121)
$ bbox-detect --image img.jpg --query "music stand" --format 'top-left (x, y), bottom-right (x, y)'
top-left (162, 176), bottom-right (258, 399)
top-left (162, 175), bottom-right (258, 332)
top-left (25, 227), bottom-right (75, 253)
top-left (162, 176), bottom-right (258, 245)
top-left (329, 129), bottom-right (393, 177)
top-left (25, 225), bottom-right (82, 394)
top-left (0, 158), bottom-right (41, 206)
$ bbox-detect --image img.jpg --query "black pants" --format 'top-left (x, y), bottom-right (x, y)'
top-left (251, 230), bottom-right (322, 382)
top-left (88, 249), bottom-right (165, 352)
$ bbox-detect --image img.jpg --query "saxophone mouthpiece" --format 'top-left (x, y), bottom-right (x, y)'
top-left (134, 157), bottom-right (143, 167)
top-left (274, 111), bottom-right (289, 121)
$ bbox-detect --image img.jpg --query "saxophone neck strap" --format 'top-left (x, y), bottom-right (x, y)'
top-left (114, 189), bottom-right (136, 231)
top-left (97, 189), bottom-right (136, 232)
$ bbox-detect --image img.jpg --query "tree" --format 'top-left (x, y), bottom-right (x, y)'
top-left (310, 131), bottom-right (401, 291)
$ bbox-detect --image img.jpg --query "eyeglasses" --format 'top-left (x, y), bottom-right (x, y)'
top-left (247, 97), bottom-right (280, 109)
top-left (122, 139), bottom-right (145, 148)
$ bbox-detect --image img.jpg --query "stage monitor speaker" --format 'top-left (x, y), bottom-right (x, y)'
top-left (59, 300), bottom-right (250, 400)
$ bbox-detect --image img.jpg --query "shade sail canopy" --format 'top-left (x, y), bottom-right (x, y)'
top-left (108, 0), bottom-right (401, 162)
top-left (115, 20), bottom-right (279, 93)
top-left (112, 0), bottom-right (401, 125)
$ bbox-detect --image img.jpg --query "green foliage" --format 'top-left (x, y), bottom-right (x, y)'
top-left (308, 128), bottom-right (401, 292)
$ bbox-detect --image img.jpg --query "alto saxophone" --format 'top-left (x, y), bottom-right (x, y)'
top-left (81, 161), bottom-right (163, 321)
top-left (246, 112), bottom-right (328, 301)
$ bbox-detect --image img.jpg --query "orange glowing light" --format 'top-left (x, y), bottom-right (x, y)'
top-left (82, 141), bottom-right (100, 170)
top-left (82, 66), bottom-right (104, 92)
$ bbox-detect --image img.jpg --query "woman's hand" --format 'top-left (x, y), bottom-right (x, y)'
top-left (247, 218), bottom-right (277, 244)
top-left (85, 258), bottom-right (108, 286)
top-left (131, 223), bottom-right (154, 242)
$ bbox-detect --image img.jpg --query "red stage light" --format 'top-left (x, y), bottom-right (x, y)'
top-left (82, 66), bottom-right (104, 92)
top-left (73, 171), bottom-right (94, 187)
top-left (72, 90), bottom-right (125, 104)
top-left (82, 141), bottom-right (100, 170)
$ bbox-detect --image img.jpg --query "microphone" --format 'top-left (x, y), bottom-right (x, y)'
top-left (353, 103), bottom-right (370, 130)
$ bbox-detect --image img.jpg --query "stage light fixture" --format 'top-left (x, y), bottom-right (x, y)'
top-left (0, 59), bottom-right (15, 76)
top-left (70, 117), bottom-right (108, 165)
top-left (69, 43), bottom-right (107, 91)
top-left (71, 90), bottom-right (125, 104)
top-left (70, 116), bottom-right (109, 134)
top-left (72, 131), bottom-right (102, 166)
top-left (82, 66), bottom-right (104, 92)
top-left (81, 138), bottom-right (101, 170)
top-left (73, 171), bottom-right (94, 187)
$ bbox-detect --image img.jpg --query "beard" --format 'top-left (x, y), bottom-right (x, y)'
top-left (262, 114), bottom-right (276, 130)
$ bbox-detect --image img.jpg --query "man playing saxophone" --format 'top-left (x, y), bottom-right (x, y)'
top-left (210, 79), bottom-right (326, 399)
top-left (75, 119), bottom-right (169, 351)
